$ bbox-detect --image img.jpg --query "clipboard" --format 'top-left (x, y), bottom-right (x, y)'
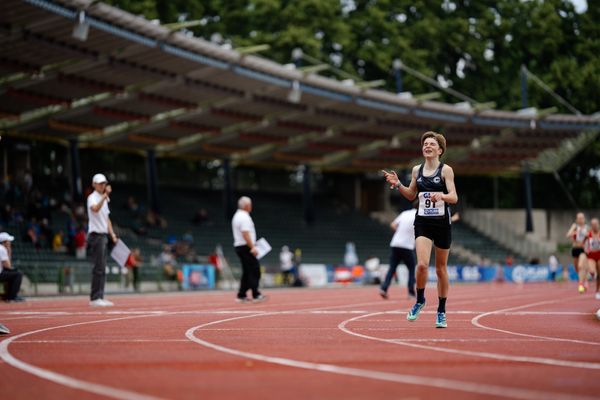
top-left (110, 239), bottom-right (131, 267)
top-left (255, 238), bottom-right (272, 260)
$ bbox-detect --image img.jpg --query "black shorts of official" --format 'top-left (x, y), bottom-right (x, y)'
top-left (571, 247), bottom-right (585, 258)
top-left (414, 223), bottom-right (452, 250)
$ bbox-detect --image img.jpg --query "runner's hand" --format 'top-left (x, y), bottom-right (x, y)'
top-left (381, 170), bottom-right (400, 188)
top-left (430, 192), bottom-right (444, 202)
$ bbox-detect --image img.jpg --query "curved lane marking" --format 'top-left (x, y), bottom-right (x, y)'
top-left (471, 299), bottom-right (600, 346)
top-left (186, 313), bottom-right (597, 400)
top-left (0, 315), bottom-right (165, 400)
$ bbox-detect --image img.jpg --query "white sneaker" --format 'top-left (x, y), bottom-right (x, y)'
top-left (0, 323), bottom-right (10, 334)
top-left (89, 299), bottom-right (114, 307)
top-left (595, 292), bottom-right (600, 300)
top-left (89, 299), bottom-right (106, 307)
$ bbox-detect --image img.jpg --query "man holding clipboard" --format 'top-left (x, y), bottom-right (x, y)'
top-left (232, 196), bottom-right (268, 303)
top-left (87, 173), bottom-right (118, 307)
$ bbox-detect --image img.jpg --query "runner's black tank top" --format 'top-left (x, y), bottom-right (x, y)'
top-left (415, 163), bottom-right (451, 226)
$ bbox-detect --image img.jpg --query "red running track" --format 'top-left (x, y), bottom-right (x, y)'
top-left (0, 283), bottom-right (599, 400)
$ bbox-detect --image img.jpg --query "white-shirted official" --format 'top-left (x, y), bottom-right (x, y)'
top-left (0, 232), bottom-right (23, 302)
top-left (380, 207), bottom-right (417, 299)
top-left (232, 196), bottom-right (265, 302)
top-left (87, 173), bottom-right (117, 307)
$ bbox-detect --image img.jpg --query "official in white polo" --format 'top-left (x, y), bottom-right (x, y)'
top-left (232, 196), bottom-right (265, 303)
top-left (87, 173), bottom-right (117, 307)
top-left (0, 232), bottom-right (24, 302)
top-left (380, 205), bottom-right (417, 299)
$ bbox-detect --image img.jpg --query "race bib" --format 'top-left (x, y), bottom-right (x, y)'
top-left (589, 237), bottom-right (600, 251)
top-left (575, 227), bottom-right (588, 242)
top-left (418, 192), bottom-right (445, 217)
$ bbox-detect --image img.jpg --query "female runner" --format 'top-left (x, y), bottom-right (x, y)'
top-left (566, 212), bottom-right (589, 292)
top-left (583, 218), bottom-right (600, 300)
top-left (383, 131), bottom-right (458, 328)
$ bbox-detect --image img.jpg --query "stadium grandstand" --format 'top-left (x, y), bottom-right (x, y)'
top-left (0, 0), bottom-right (599, 293)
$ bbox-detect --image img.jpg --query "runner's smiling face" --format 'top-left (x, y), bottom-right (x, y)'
top-left (422, 138), bottom-right (442, 159)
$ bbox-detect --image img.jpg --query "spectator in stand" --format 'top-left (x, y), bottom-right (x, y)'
top-left (548, 254), bottom-right (559, 281)
top-left (192, 208), bottom-right (209, 225)
top-left (159, 244), bottom-right (180, 289)
top-left (74, 202), bottom-right (86, 220)
top-left (182, 231), bottom-right (194, 244)
top-left (125, 196), bottom-right (141, 216)
top-left (25, 217), bottom-right (41, 249)
top-left (293, 248), bottom-right (303, 287)
top-left (74, 225), bottom-right (87, 259)
top-left (0, 232), bottom-right (24, 302)
top-left (146, 210), bottom-right (167, 229)
top-left (39, 218), bottom-right (53, 249)
top-left (279, 245), bottom-right (294, 286)
top-left (66, 214), bottom-right (78, 252)
top-left (505, 254), bottom-right (514, 267)
top-left (125, 248), bottom-right (143, 292)
top-left (52, 230), bottom-right (67, 253)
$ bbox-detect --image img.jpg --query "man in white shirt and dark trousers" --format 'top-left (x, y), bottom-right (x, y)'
top-left (0, 232), bottom-right (23, 302)
top-left (232, 196), bottom-right (266, 303)
top-left (380, 206), bottom-right (417, 299)
top-left (87, 173), bottom-right (117, 307)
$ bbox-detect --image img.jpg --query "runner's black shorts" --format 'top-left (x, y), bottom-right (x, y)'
top-left (414, 223), bottom-right (452, 250)
top-left (571, 247), bottom-right (585, 258)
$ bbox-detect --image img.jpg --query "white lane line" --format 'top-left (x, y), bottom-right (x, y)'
top-left (0, 309), bottom-right (590, 317)
top-left (186, 313), bottom-right (596, 400)
top-left (14, 339), bottom-right (191, 344)
top-left (0, 315), bottom-right (166, 400)
top-left (471, 299), bottom-right (600, 346)
top-left (0, 299), bottom-right (385, 399)
top-left (338, 312), bottom-right (600, 370)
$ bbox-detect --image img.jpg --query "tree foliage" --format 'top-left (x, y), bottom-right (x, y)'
top-left (104, 0), bottom-right (599, 114)
top-left (103, 0), bottom-right (600, 208)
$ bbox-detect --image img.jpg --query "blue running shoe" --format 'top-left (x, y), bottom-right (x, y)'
top-left (436, 312), bottom-right (447, 328)
top-left (407, 301), bottom-right (425, 321)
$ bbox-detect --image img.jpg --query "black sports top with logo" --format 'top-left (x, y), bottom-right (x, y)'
top-left (414, 163), bottom-right (451, 227)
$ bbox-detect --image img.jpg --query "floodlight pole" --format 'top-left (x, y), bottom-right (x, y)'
top-left (292, 48), bottom-right (303, 68)
top-left (223, 158), bottom-right (235, 220)
top-left (520, 65), bottom-right (528, 109)
top-left (303, 164), bottom-right (314, 225)
top-left (68, 139), bottom-right (82, 202)
top-left (146, 149), bottom-right (160, 213)
top-left (393, 59), bottom-right (403, 93)
top-left (523, 162), bottom-right (534, 233)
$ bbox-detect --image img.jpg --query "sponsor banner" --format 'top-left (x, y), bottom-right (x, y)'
top-left (299, 264), bottom-right (329, 287)
top-left (302, 264), bottom-right (565, 286)
top-left (503, 264), bottom-right (551, 283)
top-left (182, 264), bottom-right (216, 290)
top-left (426, 265), bottom-right (498, 283)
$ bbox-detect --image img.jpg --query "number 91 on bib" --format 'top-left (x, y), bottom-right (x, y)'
top-left (418, 192), bottom-right (445, 217)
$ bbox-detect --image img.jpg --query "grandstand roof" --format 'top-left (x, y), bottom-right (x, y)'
top-left (1, 0), bottom-right (599, 175)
